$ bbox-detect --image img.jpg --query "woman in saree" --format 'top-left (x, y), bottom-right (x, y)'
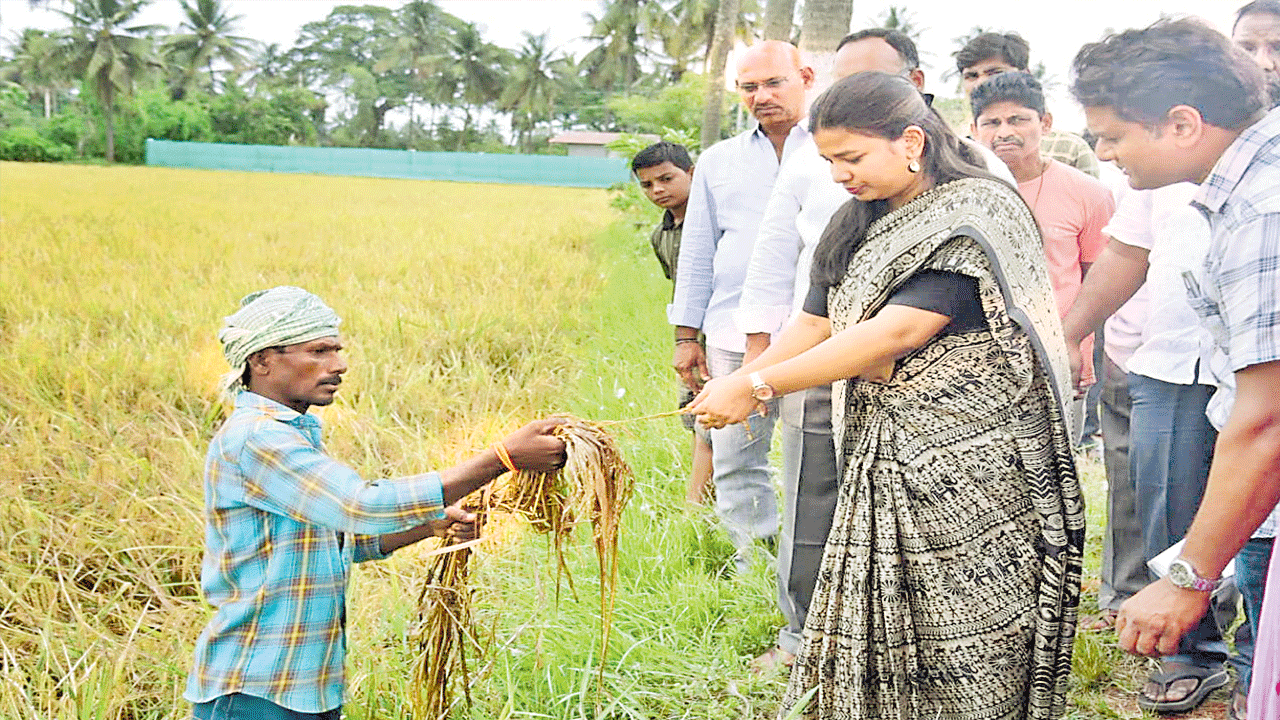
top-left (689, 72), bottom-right (1085, 720)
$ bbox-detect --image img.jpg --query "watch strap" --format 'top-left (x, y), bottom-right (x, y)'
top-left (1171, 557), bottom-right (1217, 592)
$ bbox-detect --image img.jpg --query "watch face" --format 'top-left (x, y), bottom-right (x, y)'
top-left (753, 385), bottom-right (774, 401)
top-left (1169, 560), bottom-right (1193, 588)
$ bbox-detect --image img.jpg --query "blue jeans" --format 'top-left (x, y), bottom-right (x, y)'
top-left (1237, 537), bottom-right (1275, 691)
top-left (193, 694), bottom-right (340, 720)
top-left (1128, 374), bottom-right (1233, 668)
top-left (705, 346), bottom-right (778, 568)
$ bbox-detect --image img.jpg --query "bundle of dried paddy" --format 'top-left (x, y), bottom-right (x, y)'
top-left (411, 497), bottom-right (487, 720)
top-left (546, 417), bottom-right (635, 665)
top-left (498, 417), bottom-right (635, 673)
top-left (412, 416), bottom-right (634, 716)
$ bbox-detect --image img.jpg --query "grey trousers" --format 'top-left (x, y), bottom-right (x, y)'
top-left (775, 385), bottom-right (839, 654)
top-left (1098, 354), bottom-right (1148, 611)
top-left (705, 346), bottom-right (778, 564)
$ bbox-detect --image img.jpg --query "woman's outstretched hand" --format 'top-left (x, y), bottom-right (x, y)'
top-left (685, 375), bottom-right (762, 429)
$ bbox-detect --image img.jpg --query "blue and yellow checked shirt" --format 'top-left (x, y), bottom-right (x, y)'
top-left (184, 392), bottom-right (444, 713)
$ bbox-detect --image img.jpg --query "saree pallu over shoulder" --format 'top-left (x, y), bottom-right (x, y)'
top-left (782, 178), bottom-right (1084, 720)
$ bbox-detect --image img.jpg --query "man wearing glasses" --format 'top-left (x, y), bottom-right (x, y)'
top-left (669, 40), bottom-right (813, 575)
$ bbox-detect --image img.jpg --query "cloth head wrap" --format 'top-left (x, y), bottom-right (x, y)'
top-left (217, 286), bottom-right (341, 393)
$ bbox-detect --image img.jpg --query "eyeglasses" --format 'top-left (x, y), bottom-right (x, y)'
top-left (736, 72), bottom-right (796, 95)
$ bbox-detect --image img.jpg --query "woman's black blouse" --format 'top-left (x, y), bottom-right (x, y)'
top-left (802, 270), bottom-right (986, 334)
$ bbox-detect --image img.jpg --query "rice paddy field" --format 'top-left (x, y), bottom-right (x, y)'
top-left (0, 161), bottom-right (1215, 719)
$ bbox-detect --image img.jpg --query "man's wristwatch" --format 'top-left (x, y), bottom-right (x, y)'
top-left (1168, 557), bottom-right (1218, 592)
top-left (748, 372), bottom-right (775, 401)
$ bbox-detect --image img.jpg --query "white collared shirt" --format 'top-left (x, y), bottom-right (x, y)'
top-left (1105, 183), bottom-right (1221, 383)
top-left (667, 123), bottom-right (811, 353)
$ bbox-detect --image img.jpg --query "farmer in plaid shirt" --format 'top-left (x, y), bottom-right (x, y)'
top-left (185, 286), bottom-right (566, 720)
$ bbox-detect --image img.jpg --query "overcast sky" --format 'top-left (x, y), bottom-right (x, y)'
top-left (0, 0), bottom-right (1240, 130)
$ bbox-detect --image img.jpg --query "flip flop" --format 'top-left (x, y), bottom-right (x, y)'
top-left (1137, 661), bottom-right (1229, 714)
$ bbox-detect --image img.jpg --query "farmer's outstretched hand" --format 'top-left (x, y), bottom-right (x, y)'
top-left (500, 419), bottom-right (567, 473)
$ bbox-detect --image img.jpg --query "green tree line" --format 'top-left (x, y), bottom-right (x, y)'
top-left (0, 0), bottom-right (773, 163)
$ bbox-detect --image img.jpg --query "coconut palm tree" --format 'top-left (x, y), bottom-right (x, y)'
top-left (653, 0), bottom-right (760, 82)
top-left (647, 0), bottom-right (710, 82)
top-left (4, 28), bottom-right (69, 118)
top-left (57, 0), bottom-right (162, 161)
top-left (877, 5), bottom-right (922, 40)
top-left (437, 21), bottom-right (508, 145)
top-left (500, 31), bottom-right (573, 150)
top-left (580, 0), bottom-right (649, 92)
top-left (378, 0), bottom-right (453, 145)
top-left (163, 0), bottom-right (256, 97)
top-left (699, 0), bottom-right (739, 150)
top-left (762, 0), bottom-right (796, 41)
top-left (800, 0), bottom-right (852, 90)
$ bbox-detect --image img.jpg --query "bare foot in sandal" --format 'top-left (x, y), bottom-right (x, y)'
top-left (1137, 660), bottom-right (1229, 714)
top-left (1085, 608), bottom-right (1118, 632)
top-left (750, 645), bottom-right (795, 676)
top-left (1231, 681), bottom-right (1247, 720)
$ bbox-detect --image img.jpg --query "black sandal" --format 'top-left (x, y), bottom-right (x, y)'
top-left (1136, 661), bottom-right (1229, 714)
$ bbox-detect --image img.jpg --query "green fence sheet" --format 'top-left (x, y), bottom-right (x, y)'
top-left (145, 139), bottom-right (630, 188)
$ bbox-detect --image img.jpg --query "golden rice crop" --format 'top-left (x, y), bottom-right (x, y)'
top-left (0, 161), bottom-right (612, 719)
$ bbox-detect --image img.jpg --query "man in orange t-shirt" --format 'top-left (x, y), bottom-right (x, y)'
top-left (971, 71), bottom-right (1115, 391)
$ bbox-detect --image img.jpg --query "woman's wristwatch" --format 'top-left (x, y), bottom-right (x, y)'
top-left (749, 372), bottom-right (775, 401)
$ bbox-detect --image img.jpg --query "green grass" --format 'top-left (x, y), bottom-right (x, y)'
top-left (0, 162), bottom-right (1170, 719)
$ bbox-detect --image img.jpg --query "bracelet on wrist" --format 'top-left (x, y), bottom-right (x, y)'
top-left (675, 337), bottom-right (700, 345)
top-left (491, 442), bottom-right (519, 474)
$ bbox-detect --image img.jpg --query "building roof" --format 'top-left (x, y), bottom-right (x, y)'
top-left (548, 131), bottom-right (659, 146)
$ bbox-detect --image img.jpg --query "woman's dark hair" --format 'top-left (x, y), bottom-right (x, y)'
top-left (807, 72), bottom-right (997, 289)
top-left (1071, 18), bottom-right (1266, 130)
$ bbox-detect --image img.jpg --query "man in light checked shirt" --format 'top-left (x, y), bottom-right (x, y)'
top-left (185, 286), bottom-right (566, 720)
top-left (1072, 18), bottom-right (1280, 719)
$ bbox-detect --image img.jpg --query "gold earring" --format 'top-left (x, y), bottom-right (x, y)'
top-left (908, 159), bottom-right (921, 173)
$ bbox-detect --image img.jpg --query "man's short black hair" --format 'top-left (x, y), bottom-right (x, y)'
top-left (836, 28), bottom-right (920, 70)
top-left (970, 71), bottom-right (1045, 119)
top-left (954, 32), bottom-right (1030, 74)
top-left (1236, 0), bottom-right (1280, 31)
top-left (1072, 17), bottom-right (1267, 130)
top-left (631, 141), bottom-right (693, 174)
